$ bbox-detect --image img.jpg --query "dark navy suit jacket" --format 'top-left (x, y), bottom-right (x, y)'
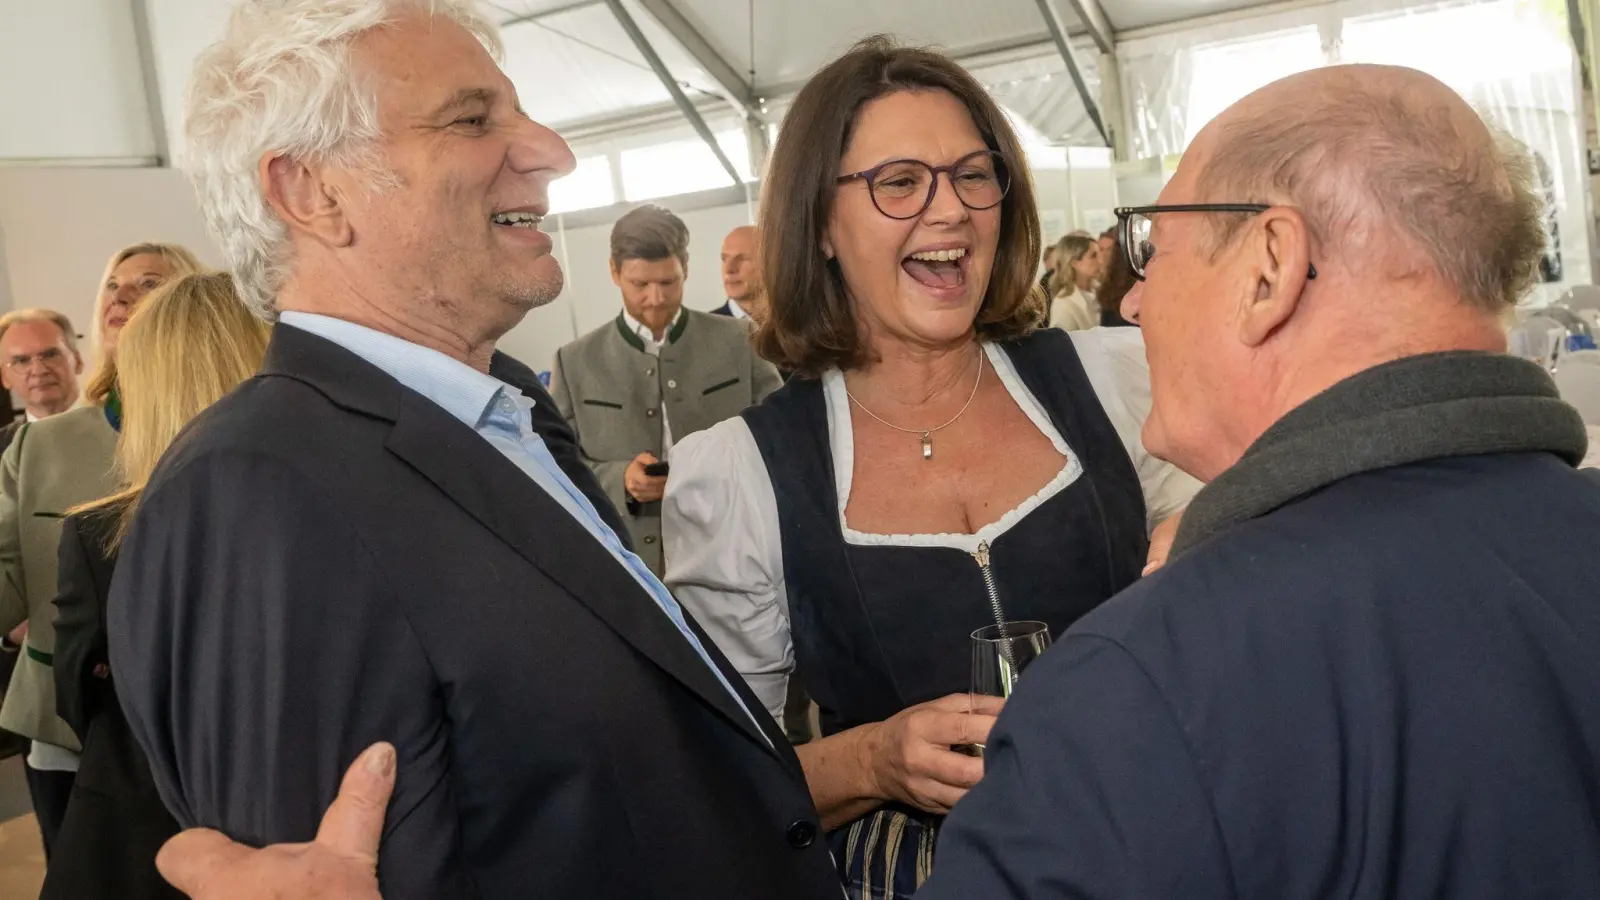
top-left (924, 453), bottom-right (1600, 899)
top-left (108, 326), bottom-right (839, 900)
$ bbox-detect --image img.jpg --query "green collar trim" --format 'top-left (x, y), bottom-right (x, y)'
top-left (614, 310), bottom-right (689, 352)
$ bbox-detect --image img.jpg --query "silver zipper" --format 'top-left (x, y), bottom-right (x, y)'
top-left (972, 540), bottom-right (1016, 669)
top-left (971, 540), bottom-right (1008, 630)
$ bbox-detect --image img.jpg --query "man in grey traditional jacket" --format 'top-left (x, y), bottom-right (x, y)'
top-left (551, 205), bottom-right (782, 574)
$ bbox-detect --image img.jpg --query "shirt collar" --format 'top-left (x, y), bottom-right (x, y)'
top-left (620, 307), bottom-right (685, 348)
top-left (725, 298), bottom-right (750, 321)
top-left (278, 312), bottom-right (511, 429)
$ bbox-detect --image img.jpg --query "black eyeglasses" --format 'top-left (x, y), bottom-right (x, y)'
top-left (837, 150), bottom-right (1011, 220)
top-left (1115, 204), bottom-right (1318, 281)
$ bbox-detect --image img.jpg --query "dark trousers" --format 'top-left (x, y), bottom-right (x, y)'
top-left (25, 763), bottom-right (74, 860)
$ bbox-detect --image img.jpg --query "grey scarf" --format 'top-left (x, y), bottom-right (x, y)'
top-left (1170, 351), bottom-right (1589, 558)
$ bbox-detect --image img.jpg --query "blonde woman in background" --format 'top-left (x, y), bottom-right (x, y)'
top-left (0, 240), bottom-right (201, 862)
top-left (1046, 233), bottom-right (1103, 331)
top-left (46, 272), bottom-right (268, 900)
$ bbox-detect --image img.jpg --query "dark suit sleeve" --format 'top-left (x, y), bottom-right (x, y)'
top-left (108, 451), bottom-right (472, 899)
top-left (917, 635), bottom-right (1233, 900)
top-left (52, 515), bottom-right (109, 743)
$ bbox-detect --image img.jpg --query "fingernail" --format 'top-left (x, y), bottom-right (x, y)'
top-left (364, 743), bottom-right (396, 777)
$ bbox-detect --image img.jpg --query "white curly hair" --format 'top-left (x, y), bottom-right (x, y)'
top-left (184, 0), bottom-right (503, 319)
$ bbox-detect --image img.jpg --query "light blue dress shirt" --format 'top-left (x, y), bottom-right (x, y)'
top-left (278, 312), bottom-right (768, 743)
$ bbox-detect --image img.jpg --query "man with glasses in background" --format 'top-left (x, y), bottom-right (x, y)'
top-left (0, 309), bottom-right (83, 451)
top-left (0, 309), bottom-right (84, 761)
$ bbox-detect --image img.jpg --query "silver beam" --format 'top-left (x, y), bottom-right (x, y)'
top-left (129, 0), bottom-right (170, 166)
top-left (602, 0), bottom-right (742, 185)
top-left (499, 0), bottom-right (603, 27)
top-left (1032, 0), bottom-right (1109, 146)
top-left (636, 0), bottom-right (759, 122)
top-left (558, 98), bottom-right (729, 144)
top-left (1061, 0), bottom-right (1115, 55)
top-left (755, 34), bottom-right (1074, 103)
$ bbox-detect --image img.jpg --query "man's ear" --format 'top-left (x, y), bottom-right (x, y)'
top-left (1237, 207), bottom-right (1314, 347)
top-left (260, 153), bottom-right (354, 249)
top-left (610, 258), bottom-right (623, 288)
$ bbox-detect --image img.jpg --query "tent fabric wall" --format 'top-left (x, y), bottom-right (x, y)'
top-left (1115, 0), bottom-right (1593, 298)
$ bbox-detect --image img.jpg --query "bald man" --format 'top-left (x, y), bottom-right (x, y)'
top-left (712, 225), bottom-right (763, 322)
top-left (922, 65), bottom-right (1600, 899)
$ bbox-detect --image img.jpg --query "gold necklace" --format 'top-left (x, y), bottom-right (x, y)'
top-left (844, 350), bottom-right (985, 461)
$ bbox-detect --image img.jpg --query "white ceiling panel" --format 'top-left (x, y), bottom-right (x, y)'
top-left (668, 0), bottom-right (1063, 90)
top-left (0, 0), bottom-right (158, 162)
top-left (502, 3), bottom-right (731, 127)
top-left (1106, 0), bottom-right (1286, 31)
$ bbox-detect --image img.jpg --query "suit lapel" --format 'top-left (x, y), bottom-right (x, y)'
top-left (384, 392), bottom-right (778, 757)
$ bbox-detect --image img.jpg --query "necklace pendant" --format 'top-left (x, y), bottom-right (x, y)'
top-left (921, 431), bottom-right (933, 460)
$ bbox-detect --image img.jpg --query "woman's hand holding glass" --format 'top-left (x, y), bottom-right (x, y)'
top-left (861, 692), bottom-right (1006, 815)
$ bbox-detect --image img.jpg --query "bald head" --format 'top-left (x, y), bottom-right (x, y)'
top-left (721, 225), bottom-right (759, 305)
top-left (1123, 65), bottom-right (1540, 481)
top-left (1193, 64), bottom-right (1543, 312)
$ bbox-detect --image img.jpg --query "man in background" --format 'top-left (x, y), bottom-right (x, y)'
top-left (551, 205), bottom-right (781, 575)
top-left (0, 309), bottom-right (83, 450)
top-left (0, 309), bottom-right (83, 762)
top-left (712, 225), bottom-right (766, 323)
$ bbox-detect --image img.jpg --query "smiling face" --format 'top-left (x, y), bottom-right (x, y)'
top-left (826, 89), bottom-right (1002, 354)
top-left (321, 11), bottom-right (576, 342)
top-left (99, 253), bottom-right (177, 354)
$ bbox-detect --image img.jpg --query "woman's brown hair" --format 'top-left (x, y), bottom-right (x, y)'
top-left (754, 36), bottom-right (1044, 377)
top-left (1096, 238), bottom-right (1137, 319)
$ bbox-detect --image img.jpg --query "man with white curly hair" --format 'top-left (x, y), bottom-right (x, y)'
top-left (106, 2), bottom-right (840, 898)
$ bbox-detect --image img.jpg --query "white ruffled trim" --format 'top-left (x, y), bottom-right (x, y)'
top-left (822, 343), bottom-right (1083, 554)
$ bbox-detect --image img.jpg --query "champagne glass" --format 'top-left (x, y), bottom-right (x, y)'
top-left (965, 621), bottom-right (1052, 756)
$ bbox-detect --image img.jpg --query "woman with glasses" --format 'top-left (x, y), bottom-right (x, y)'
top-left (0, 241), bottom-right (201, 864)
top-left (663, 38), bottom-right (1198, 899)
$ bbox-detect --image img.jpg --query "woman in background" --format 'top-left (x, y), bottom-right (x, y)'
top-left (44, 273), bottom-right (269, 900)
top-left (0, 241), bottom-right (201, 861)
top-left (1045, 233), bottom-right (1103, 331)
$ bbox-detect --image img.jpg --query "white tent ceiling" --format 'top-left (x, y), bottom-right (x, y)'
top-left (0, 0), bottom-right (1284, 167)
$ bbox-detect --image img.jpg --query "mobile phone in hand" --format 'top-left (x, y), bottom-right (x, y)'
top-left (643, 461), bottom-right (670, 478)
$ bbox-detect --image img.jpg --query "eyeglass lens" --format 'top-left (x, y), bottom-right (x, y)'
top-left (1125, 212), bottom-right (1154, 278)
top-left (867, 152), bottom-right (1009, 220)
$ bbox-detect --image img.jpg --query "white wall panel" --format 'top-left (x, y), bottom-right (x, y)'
top-left (0, 0), bottom-right (158, 161)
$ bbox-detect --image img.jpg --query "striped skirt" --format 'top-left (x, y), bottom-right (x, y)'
top-left (828, 807), bottom-right (941, 900)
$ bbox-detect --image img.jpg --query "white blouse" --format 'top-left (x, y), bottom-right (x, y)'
top-left (662, 327), bottom-right (1202, 722)
top-left (1049, 287), bottom-right (1100, 332)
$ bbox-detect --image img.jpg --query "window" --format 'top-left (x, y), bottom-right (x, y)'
top-left (1067, 147), bottom-right (1112, 169)
top-left (1183, 27), bottom-right (1324, 147)
top-left (620, 130), bottom-right (755, 201)
top-left (548, 155), bottom-right (615, 214)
